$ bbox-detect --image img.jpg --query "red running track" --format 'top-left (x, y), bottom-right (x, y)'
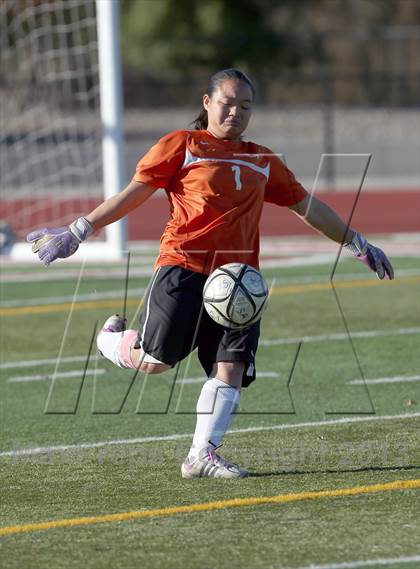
top-left (126, 190), bottom-right (420, 239)
top-left (2, 191), bottom-right (419, 240)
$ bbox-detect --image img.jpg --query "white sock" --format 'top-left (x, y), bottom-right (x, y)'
top-left (97, 329), bottom-right (126, 368)
top-left (188, 377), bottom-right (240, 461)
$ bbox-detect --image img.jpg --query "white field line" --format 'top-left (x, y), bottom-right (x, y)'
top-left (0, 266), bottom-right (155, 284)
top-left (290, 554), bottom-right (420, 569)
top-left (1, 326), bottom-right (419, 371)
top-left (263, 255), bottom-right (336, 268)
top-left (2, 259), bottom-right (419, 285)
top-left (0, 354), bottom-right (100, 370)
top-left (1, 287), bottom-right (146, 308)
top-left (259, 327), bottom-right (420, 346)
top-left (275, 268), bottom-right (420, 283)
top-left (349, 375), bottom-right (420, 385)
top-left (1, 411), bottom-right (419, 458)
top-left (7, 369), bottom-right (106, 384)
top-left (259, 237), bottom-right (420, 256)
top-left (6, 370), bottom-right (276, 385)
top-left (1, 267), bottom-right (419, 302)
top-left (7, 369), bottom-right (419, 387)
top-left (177, 371), bottom-right (279, 385)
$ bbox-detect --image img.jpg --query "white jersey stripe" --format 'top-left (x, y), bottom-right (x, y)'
top-left (182, 148), bottom-right (270, 179)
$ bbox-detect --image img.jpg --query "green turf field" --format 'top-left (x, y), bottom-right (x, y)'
top-left (1, 254), bottom-right (419, 569)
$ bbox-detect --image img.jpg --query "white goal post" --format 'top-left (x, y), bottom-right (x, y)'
top-left (1, 0), bottom-right (126, 261)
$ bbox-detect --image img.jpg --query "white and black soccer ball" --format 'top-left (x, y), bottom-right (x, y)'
top-left (203, 263), bottom-right (269, 328)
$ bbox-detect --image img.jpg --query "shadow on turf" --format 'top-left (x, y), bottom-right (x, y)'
top-left (248, 465), bottom-right (420, 478)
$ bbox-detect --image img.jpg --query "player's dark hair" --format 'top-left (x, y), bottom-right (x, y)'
top-left (192, 68), bottom-right (255, 131)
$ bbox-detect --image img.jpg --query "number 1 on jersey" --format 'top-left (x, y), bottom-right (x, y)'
top-left (231, 165), bottom-right (242, 191)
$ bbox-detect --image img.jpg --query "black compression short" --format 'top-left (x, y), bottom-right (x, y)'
top-left (135, 265), bottom-right (260, 387)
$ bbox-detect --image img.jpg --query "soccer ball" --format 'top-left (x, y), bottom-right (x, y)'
top-left (203, 263), bottom-right (269, 328)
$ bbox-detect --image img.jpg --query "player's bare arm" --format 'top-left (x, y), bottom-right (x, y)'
top-left (288, 194), bottom-right (353, 244)
top-left (27, 180), bottom-right (156, 266)
top-left (289, 194), bottom-right (394, 280)
top-left (85, 180), bottom-right (156, 230)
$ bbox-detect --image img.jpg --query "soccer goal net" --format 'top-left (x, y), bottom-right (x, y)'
top-left (1, 0), bottom-right (126, 260)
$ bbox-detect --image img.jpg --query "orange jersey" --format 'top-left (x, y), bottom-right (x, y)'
top-left (133, 130), bottom-right (307, 274)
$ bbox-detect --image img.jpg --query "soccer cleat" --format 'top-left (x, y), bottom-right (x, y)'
top-left (181, 446), bottom-right (248, 479)
top-left (101, 314), bottom-right (127, 333)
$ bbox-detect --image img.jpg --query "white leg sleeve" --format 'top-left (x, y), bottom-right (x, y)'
top-left (97, 329), bottom-right (167, 368)
top-left (97, 330), bottom-right (125, 367)
top-left (188, 377), bottom-right (240, 461)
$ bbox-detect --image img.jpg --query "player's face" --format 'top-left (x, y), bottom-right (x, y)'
top-left (203, 79), bottom-right (253, 140)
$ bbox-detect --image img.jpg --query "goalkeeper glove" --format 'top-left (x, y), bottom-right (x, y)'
top-left (344, 231), bottom-right (394, 280)
top-left (26, 217), bottom-right (94, 266)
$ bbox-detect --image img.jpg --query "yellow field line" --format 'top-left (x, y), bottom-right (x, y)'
top-left (270, 276), bottom-right (419, 295)
top-left (0, 298), bottom-right (144, 316)
top-left (1, 275), bottom-right (418, 317)
top-left (0, 478), bottom-right (419, 537)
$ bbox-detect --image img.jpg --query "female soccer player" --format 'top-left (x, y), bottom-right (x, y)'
top-left (27, 69), bottom-right (393, 479)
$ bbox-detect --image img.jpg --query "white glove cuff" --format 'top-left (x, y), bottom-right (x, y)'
top-left (344, 231), bottom-right (368, 257)
top-left (69, 217), bottom-right (94, 242)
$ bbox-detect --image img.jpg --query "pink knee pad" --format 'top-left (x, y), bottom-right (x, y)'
top-left (118, 330), bottom-right (139, 369)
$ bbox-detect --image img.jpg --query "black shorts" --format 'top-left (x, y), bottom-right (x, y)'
top-left (135, 265), bottom-right (260, 388)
